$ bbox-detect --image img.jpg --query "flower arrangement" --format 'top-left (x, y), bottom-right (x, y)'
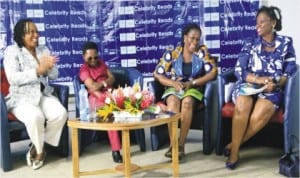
top-left (97, 83), bottom-right (155, 121)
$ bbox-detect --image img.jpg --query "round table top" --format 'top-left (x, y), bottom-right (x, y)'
top-left (68, 113), bottom-right (180, 131)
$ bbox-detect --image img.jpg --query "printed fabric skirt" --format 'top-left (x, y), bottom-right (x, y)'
top-left (161, 87), bottom-right (203, 101)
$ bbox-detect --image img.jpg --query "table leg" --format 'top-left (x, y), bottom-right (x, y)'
top-left (122, 130), bottom-right (131, 177)
top-left (171, 120), bottom-right (179, 177)
top-left (71, 128), bottom-right (79, 178)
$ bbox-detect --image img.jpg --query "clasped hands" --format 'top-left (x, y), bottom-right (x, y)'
top-left (36, 55), bottom-right (58, 75)
top-left (91, 81), bottom-right (107, 91)
top-left (172, 78), bottom-right (194, 92)
top-left (255, 76), bottom-right (278, 93)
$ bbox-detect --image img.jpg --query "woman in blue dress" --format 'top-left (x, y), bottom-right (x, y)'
top-left (225, 6), bottom-right (297, 169)
top-left (153, 23), bottom-right (217, 159)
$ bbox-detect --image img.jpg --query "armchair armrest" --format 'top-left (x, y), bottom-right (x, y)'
top-left (219, 69), bottom-right (237, 83)
top-left (0, 93), bottom-right (9, 127)
top-left (0, 93), bottom-right (11, 170)
top-left (49, 83), bottom-right (70, 157)
top-left (283, 64), bottom-right (299, 153)
top-left (148, 80), bottom-right (164, 103)
top-left (217, 69), bottom-right (237, 108)
top-left (51, 84), bottom-right (69, 111)
top-left (202, 80), bottom-right (217, 154)
top-left (203, 81), bottom-right (214, 107)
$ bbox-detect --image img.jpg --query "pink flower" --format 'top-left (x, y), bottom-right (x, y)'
top-left (98, 83), bottom-right (155, 114)
top-left (115, 96), bottom-right (125, 108)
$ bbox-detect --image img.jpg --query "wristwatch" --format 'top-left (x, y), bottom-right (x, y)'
top-left (192, 80), bottom-right (197, 86)
top-left (264, 79), bottom-right (269, 84)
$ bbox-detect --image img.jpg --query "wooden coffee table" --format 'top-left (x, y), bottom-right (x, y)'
top-left (68, 113), bottom-right (180, 178)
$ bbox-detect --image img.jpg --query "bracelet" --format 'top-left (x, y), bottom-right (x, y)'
top-left (102, 81), bottom-right (107, 88)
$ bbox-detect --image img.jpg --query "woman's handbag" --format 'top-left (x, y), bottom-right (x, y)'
top-left (279, 134), bottom-right (299, 177)
top-left (279, 152), bottom-right (299, 177)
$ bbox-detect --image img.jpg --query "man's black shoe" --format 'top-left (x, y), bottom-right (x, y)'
top-left (112, 151), bottom-right (123, 163)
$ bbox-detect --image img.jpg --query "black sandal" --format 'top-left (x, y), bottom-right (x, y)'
top-left (164, 146), bottom-right (185, 159)
top-left (164, 147), bottom-right (172, 158)
top-left (179, 145), bottom-right (185, 159)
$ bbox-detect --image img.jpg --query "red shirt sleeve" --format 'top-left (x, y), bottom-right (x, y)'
top-left (79, 63), bottom-right (90, 82)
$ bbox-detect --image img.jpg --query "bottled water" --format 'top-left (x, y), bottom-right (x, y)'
top-left (79, 84), bottom-right (90, 121)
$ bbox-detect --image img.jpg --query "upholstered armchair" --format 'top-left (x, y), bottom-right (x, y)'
top-left (73, 67), bottom-right (146, 154)
top-left (215, 64), bottom-right (299, 155)
top-left (148, 79), bottom-right (217, 155)
top-left (0, 67), bottom-right (70, 172)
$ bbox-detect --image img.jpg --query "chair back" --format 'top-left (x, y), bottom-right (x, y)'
top-left (110, 67), bottom-right (129, 88)
top-left (126, 67), bottom-right (143, 88)
top-left (73, 75), bottom-right (82, 117)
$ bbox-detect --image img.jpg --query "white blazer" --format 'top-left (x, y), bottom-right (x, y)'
top-left (3, 44), bottom-right (58, 110)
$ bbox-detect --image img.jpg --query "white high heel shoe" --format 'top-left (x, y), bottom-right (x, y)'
top-left (26, 144), bottom-right (34, 166)
top-left (32, 152), bottom-right (46, 170)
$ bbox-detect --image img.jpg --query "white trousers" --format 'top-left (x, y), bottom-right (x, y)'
top-left (11, 96), bottom-right (67, 154)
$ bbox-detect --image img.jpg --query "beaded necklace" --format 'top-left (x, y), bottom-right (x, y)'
top-left (262, 38), bottom-right (275, 48)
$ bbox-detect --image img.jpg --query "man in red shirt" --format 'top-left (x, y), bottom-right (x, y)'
top-left (79, 41), bottom-right (122, 163)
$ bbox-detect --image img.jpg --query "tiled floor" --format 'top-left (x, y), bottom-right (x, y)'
top-left (0, 131), bottom-right (285, 178)
top-left (0, 97), bottom-right (285, 177)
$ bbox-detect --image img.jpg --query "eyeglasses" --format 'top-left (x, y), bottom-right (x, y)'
top-left (87, 56), bottom-right (98, 61)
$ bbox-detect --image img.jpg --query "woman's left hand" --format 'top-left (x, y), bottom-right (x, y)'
top-left (183, 81), bottom-right (193, 90)
top-left (264, 82), bottom-right (277, 93)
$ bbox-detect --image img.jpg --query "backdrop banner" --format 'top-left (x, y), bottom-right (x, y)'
top-left (0, 0), bottom-right (259, 87)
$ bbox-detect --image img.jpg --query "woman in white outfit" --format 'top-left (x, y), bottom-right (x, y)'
top-left (3, 18), bottom-right (67, 170)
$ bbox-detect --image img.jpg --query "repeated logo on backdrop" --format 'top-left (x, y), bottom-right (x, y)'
top-left (0, 0), bottom-right (259, 86)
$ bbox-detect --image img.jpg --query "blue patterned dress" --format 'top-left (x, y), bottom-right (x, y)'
top-left (232, 34), bottom-right (297, 109)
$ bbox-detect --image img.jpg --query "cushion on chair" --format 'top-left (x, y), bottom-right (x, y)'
top-left (221, 102), bottom-right (284, 124)
top-left (7, 113), bottom-right (17, 121)
top-left (1, 68), bottom-right (9, 97)
top-left (221, 102), bottom-right (235, 118)
top-left (270, 108), bottom-right (284, 124)
top-left (1, 68), bottom-right (17, 121)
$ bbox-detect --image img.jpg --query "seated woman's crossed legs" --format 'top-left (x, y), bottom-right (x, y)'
top-left (226, 96), bottom-right (275, 169)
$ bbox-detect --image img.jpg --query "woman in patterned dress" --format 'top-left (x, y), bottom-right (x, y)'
top-left (153, 23), bottom-right (217, 159)
top-left (225, 6), bottom-right (297, 170)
